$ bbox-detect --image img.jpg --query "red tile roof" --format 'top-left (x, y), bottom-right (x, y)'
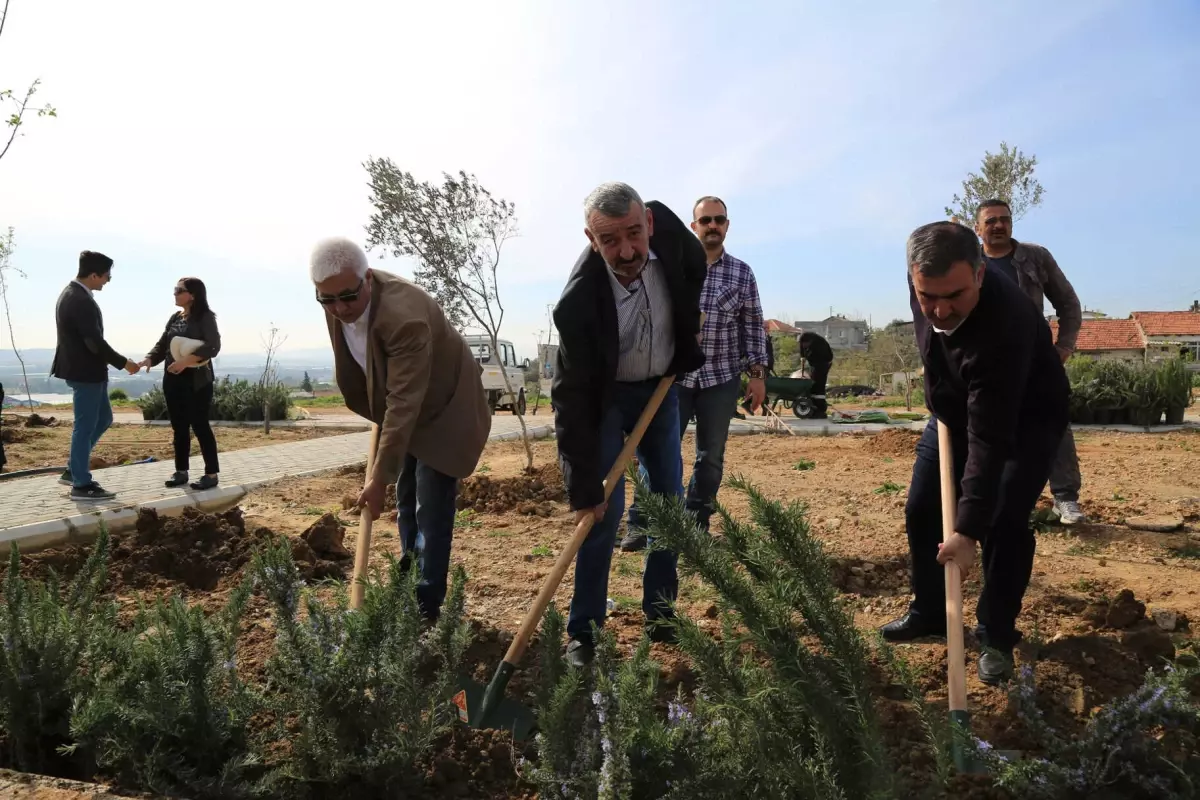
top-left (765, 319), bottom-right (800, 334)
top-left (1131, 311), bottom-right (1200, 337)
top-left (1051, 318), bottom-right (1145, 352)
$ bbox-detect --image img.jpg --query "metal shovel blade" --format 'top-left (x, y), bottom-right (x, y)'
top-left (452, 665), bottom-right (536, 741)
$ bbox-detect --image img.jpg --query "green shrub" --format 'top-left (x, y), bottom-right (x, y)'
top-left (250, 540), bottom-right (471, 796)
top-left (67, 579), bottom-right (259, 798)
top-left (0, 529), bottom-right (117, 775)
top-left (108, 388), bottom-right (129, 402)
top-left (137, 386), bottom-right (168, 420)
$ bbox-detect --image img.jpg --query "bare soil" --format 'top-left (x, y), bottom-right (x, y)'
top-left (10, 425), bottom-right (1200, 797)
top-left (0, 417), bottom-right (343, 472)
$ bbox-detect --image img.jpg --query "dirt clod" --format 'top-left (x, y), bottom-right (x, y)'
top-left (301, 513), bottom-right (352, 560)
top-left (23, 412), bottom-right (56, 427)
top-left (1121, 623), bottom-right (1176, 664)
top-left (1084, 588), bottom-right (1146, 630)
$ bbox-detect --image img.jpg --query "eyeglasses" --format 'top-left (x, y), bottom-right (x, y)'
top-left (696, 215), bottom-right (728, 226)
top-left (315, 279), bottom-right (365, 306)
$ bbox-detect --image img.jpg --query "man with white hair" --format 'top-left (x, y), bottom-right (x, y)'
top-left (552, 182), bottom-right (707, 667)
top-left (310, 238), bottom-right (490, 620)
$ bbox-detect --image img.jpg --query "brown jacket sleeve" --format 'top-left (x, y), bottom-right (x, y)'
top-left (370, 318), bottom-right (433, 485)
top-left (1040, 249), bottom-right (1081, 354)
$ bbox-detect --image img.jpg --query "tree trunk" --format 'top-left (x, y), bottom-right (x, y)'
top-left (263, 399), bottom-right (271, 435)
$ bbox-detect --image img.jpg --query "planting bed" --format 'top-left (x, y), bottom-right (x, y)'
top-left (3, 428), bottom-right (1198, 798)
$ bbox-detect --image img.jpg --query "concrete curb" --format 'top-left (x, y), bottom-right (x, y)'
top-left (1, 420), bottom-right (558, 553)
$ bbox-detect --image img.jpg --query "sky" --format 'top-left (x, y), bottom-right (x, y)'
top-left (0, 0), bottom-right (1197, 362)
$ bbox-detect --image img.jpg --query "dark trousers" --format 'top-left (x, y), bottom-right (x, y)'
top-left (628, 376), bottom-right (739, 535)
top-left (904, 418), bottom-right (1061, 651)
top-left (569, 380), bottom-right (682, 643)
top-left (1048, 427), bottom-right (1081, 502)
top-left (163, 372), bottom-right (219, 474)
top-left (808, 359), bottom-right (831, 414)
top-left (395, 453), bottom-right (459, 619)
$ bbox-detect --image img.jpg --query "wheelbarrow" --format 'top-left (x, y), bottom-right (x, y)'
top-left (764, 375), bottom-right (817, 418)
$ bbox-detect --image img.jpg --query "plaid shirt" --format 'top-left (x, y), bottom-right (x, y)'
top-left (681, 251), bottom-right (768, 389)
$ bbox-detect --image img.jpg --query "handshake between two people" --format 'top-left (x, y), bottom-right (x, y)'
top-left (122, 354), bottom-right (204, 375)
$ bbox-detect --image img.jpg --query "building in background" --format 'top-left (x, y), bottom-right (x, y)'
top-left (791, 316), bottom-right (869, 351)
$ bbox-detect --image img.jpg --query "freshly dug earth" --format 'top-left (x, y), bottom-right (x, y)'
top-left (0, 422), bottom-right (344, 472)
top-left (456, 462), bottom-right (565, 514)
top-left (23, 507), bottom-right (350, 593)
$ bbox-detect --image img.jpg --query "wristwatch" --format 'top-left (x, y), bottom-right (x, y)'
top-left (748, 365), bottom-right (766, 380)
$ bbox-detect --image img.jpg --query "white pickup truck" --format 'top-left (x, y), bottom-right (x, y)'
top-left (465, 335), bottom-right (528, 415)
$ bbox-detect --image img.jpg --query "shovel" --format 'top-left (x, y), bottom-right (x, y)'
top-left (350, 423), bottom-right (382, 610)
top-left (454, 370), bottom-right (681, 740)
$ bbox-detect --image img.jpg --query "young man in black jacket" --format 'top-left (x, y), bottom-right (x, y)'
top-left (552, 182), bottom-right (706, 667)
top-left (50, 251), bottom-right (139, 500)
top-left (880, 222), bottom-right (1068, 685)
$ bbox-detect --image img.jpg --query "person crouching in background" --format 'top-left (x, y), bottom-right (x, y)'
top-left (139, 278), bottom-right (222, 490)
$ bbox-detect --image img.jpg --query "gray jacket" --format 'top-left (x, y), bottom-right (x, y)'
top-left (1010, 239), bottom-right (1081, 354)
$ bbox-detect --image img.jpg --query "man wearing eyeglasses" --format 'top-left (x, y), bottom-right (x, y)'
top-left (620, 195), bottom-right (767, 551)
top-left (973, 199), bottom-right (1085, 526)
top-left (309, 238), bottom-right (490, 621)
top-left (552, 182), bottom-right (706, 667)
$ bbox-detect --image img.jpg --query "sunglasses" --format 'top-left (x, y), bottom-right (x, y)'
top-left (316, 278), bottom-right (365, 306)
top-left (696, 215), bottom-right (728, 226)
top-left (173, 287), bottom-right (189, 295)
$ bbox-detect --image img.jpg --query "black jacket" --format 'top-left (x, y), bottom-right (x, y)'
top-left (146, 310), bottom-right (222, 389)
top-left (552, 200), bottom-right (707, 510)
top-left (50, 282), bottom-right (128, 383)
top-left (911, 268), bottom-right (1069, 542)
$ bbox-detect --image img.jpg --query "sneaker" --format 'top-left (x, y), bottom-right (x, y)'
top-left (1053, 499), bottom-right (1085, 526)
top-left (70, 482), bottom-right (115, 501)
top-left (58, 470), bottom-right (73, 486)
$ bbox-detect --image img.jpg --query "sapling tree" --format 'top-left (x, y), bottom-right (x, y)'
top-left (946, 141), bottom-right (1045, 224)
top-left (259, 323), bottom-right (286, 433)
top-left (0, 228), bottom-right (35, 409)
top-left (363, 161), bottom-right (534, 469)
top-left (0, 0), bottom-right (57, 167)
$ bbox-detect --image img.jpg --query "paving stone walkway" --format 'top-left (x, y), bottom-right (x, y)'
top-left (0, 415), bottom-right (542, 549)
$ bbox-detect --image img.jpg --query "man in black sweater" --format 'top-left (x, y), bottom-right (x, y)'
top-left (50, 251), bottom-right (139, 500)
top-left (880, 222), bottom-right (1068, 685)
top-left (552, 182), bottom-right (706, 667)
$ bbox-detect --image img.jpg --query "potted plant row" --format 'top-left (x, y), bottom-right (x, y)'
top-left (1065, 356), bottom-right (1194, 427)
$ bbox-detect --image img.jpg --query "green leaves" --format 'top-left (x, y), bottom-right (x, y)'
top-left (945, 141), bottom-right (1045, 224)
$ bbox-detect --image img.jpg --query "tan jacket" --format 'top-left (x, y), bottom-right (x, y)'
top-left (1010, 239), bottom-right (1081, 354)
top-left (326, 270), bottom-right (490, 483)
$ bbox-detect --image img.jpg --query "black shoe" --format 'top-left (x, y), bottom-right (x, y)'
top-left (620, 530), bottom-right (648, 552)
top-left (880, 612), bottom-right (946, 642)
top-left (565, 638), bottom-right (594, 668)
top-left (58, 470), bottom-right (73, 486)
top-left (70, 482), bottom-right (115, 501)
top-left (190, 475), bottom-right (219, 491)
top-left (645, 619), bottom-right (679, 645)
top-left (165, 471), bottom-right (189, 488)
top-left (978, 649), bottom-right (1014, 686)
top-left (733, 412), bottom-right (746, 420)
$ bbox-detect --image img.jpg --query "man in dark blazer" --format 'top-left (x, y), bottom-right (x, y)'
top-left (880, 221), bottom-right (1068, 685)
top-left (50, 251), bottom-right (139, 500)
top-left (552, 182), bottom-right (706, 667)
top-left (310, 237), bottom-right (491, 620)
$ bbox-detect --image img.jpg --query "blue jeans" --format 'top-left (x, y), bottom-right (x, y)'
top-left (905, 418), bottom-right (1061, 650)
top-left (568, 380), bottom-right (683, 643)
top-left (394, 453), bottom-right (459, 619)
top-left (67, 381), bottom-right (113, 488)
top-left (628, 376), bottom-right (740, 534)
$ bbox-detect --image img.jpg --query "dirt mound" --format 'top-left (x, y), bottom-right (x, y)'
top-left (24, 412), bottom-right (56, 427)
top-left (24, 506), bottom-right (346, 591)
top-left (830, 555), bottom-right (910, 594)
top-left (300, 513), bottom-right (353, 560)
top-left (0, 426), bottom-right (30, 444)
top-left (457, 463), bottom-right (566, 514)
top-left (861, 427), bottom-right (921, 457)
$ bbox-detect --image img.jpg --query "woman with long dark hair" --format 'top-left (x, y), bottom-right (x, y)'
top-left (140, 277), bottom-right (222, 489)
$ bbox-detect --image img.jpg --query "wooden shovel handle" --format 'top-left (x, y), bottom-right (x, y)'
top-left (350, 423), bottom-right (382, 610)
top-left (501, 371), bottom-right (677, 666)
top-left (937, 420), bottom-right (968, 714)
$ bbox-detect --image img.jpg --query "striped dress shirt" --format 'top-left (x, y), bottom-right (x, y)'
top-left (607, 251), bottom-right (675, 381)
